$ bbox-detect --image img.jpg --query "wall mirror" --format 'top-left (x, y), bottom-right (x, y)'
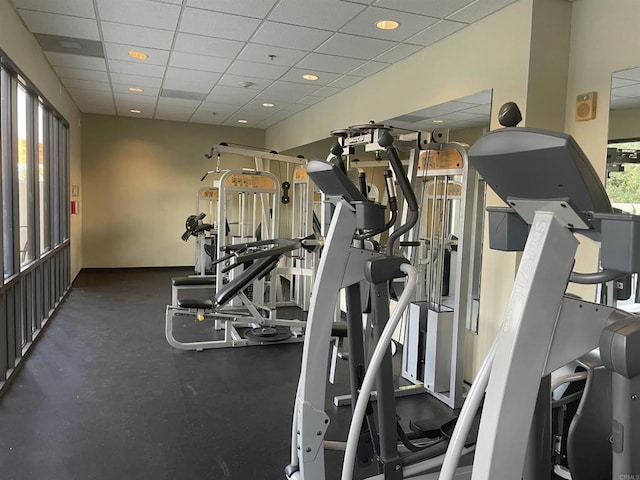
top-left (606, 66), bottom-right (640, 311)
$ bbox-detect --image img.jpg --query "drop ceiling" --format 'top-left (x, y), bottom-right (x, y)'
top-left (11, 0), bottom-right (518, 129)
top-left (611, 67), bottom-right (640, 111)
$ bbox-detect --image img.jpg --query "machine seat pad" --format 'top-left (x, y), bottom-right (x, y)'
top-left (215, 256), bottom-right (279, 307)
top-left (172, 276), bottom-right (217, 286)
top-left (177, 299), bottom-right (214, 309)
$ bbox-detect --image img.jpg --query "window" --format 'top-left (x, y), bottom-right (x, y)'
top-left (0, 50), bottom-right (71, 391)
top-left (17, 84), bottom-right (32, 267)
top-left (38, 102), bottom-right (48, 254)
top-left (606, 139), bottom-right (640, 214)
top-left (1, 66), bottom-right (12, 279)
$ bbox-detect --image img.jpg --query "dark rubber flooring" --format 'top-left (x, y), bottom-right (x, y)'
top-left (0, 268), bottom-right (455, 480)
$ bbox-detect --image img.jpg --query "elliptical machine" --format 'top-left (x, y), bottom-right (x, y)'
top-left (286, 105), bottom-right (640, 480)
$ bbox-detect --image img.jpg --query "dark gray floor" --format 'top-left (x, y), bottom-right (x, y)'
top-left (0, 268), bottom-right (455, 480)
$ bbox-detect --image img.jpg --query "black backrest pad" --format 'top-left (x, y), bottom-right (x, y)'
top-left (468, 127), bottom-right (611, 215)
top-left (307, 159), bottom-right (367, 202)
top-left (214, 255), bottom-right (279, 307)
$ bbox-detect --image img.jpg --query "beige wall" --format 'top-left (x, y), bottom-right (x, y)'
top-left (563, 0), bottom-right (640, 293)
top-left (81, 114), bottom-right (264, 267)
top-left (0, 0), bottom-right (83, 279)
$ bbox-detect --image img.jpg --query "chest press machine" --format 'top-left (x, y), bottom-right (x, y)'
top-left (285, 106), bottom-right (640, 480)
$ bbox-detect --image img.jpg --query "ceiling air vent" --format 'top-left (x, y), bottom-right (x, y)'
top-left (34, 34), bottom-right (104, 57)
top-left (160, 89), bottom-right (207, 101)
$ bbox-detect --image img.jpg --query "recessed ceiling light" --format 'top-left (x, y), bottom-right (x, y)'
top-left (432, 119), bottom-right (444, 124)
top-left (128, 87), bottom-right (144, 93)
top-left (376, 20), bottom-right (400, 30)
top-left (303, 74), bottom-right (319, 81)
top-left (130, 109), bottom-right (142, 114)
top-left (238, 119), bottom-right (248, 124)
top-left (128, 50), bottom-right (148, 60)
top-left (262, 102), bottom-right (275, 107)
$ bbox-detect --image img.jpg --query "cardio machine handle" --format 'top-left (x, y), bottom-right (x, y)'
top-left (378, 132), bottom-right (419, 254)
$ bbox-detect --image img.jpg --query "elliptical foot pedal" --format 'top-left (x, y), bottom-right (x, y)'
top-left (245, 326), bottom-right (293, 343)
top-left (409, 416), bottom-right (454, 439)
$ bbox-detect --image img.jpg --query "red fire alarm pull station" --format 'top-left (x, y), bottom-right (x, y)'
top-left (71, 201), bottom-right (79, 215)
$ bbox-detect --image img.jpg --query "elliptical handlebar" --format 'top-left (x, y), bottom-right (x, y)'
top-left (378, 131), bottom-right (419, 254)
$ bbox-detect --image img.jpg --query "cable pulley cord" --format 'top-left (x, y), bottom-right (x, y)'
top-left (438, 337), bottom-right (499, 480)
top-left (341, 263), bottom-right (417, 480)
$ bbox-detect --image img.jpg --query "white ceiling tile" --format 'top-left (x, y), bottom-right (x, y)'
top-left (68, 88), bottom-right (113, 102)
top-left (104, 43), bottom-right (170, 66)
top-left (63, 78), bottom-right (112, 91)
top-left (226, 60), bottom-right (289, 80)
top-left (190, 110), bottom-right (233, 124)
top-left (348, 61), bottom-right (389, 76)
top-left (458, 90), bottom-right (492, 104)
top-left (251, 22), bottom-right (333, 51)
top-left (311, 85), bottom-right (342, 98)
top-left (55, 66), bottom-right (109, 82)
top-left (196, 102), bottom-right (239, 114)
top-left (149, 0), bottom-right (182, 4)
top-left (110, 73), bottom-right (163, 88)
top-left (228, 109), bottom-right (274, 122)
top-left (78, 103), bottom-right (117, 115)
top-left (96, 0), bottom-right (181, 30)
top-left (295, 53), bottom-right (366, 74)
top-left (111, 84), bottom-right (160, 96)
top-left (206, 86), bottom-right (260, 104)
top-left (373, 43), bottom-right (422, 63)
top-left (108, 59), bottom-right (166, 77)
top-left (44, 52), bottom-right (106, 71)
top-left (316, 33), bottom-right (396, 60)
top-left (257, 104), bottom-right (307, 124)
top-left (279, 69), bottom-right (342, 85)
top-left (180, 8), bottom-right (261, 41)
top-left (613, 67), bottom-right (640, 82)
top-left (18, 10), bottom-right (99, 39)
top-left (610, 97), bottom-right (640, 110)
top-left (117, 108), bottom-right (154, 118)
top-left (373, 0), bottom-right (475, 18)
top-left (256, 81), bottom-right (320, 102)
top-left (439, 111), bottom-right (486, 121)
top-left (101, 22), bottom-right (175, 50)
top-left (114, 93), bottom-right (159, 105)
top-left (169, 52), bottom-right (232, 73)
top-left (412, 100), bottom-right (481, 117)
top-left (341, 7), bottom-right (437, 42)
top-left (612, 77), bottom-right (638, 89)
top-left (174, 33), bottom-right (245, 59)
top-left (296, 95), bottom-right (325, 106)
top-left (237, 44), bottom-right (308, 67)
top-left (328, 75), bottom-right (363, 89)
top-left (460, 104), bottom-right (491, 115)
top-left (155, 111), bottom-right (196, 122)
top-left (218, 75), bottom-right (274, 90)
top-left (164, 68), bottom-right (222, 93)
top-left (268, 0), bottom-right (365, 30)
top-left (406, 19), bottom-right (466, 46)
top-left (447, 0), bottom-right (517, 23)
top-left (155, 98), bottom-right (201, 119)
top-left (186, 0), bottom-right (279, 18)
top-left (612, 84), bottom-right (640, 98)
top-left (242, 98), bottom-right (291, 113)
top-left (14, 0), bottom-right (96, 18)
